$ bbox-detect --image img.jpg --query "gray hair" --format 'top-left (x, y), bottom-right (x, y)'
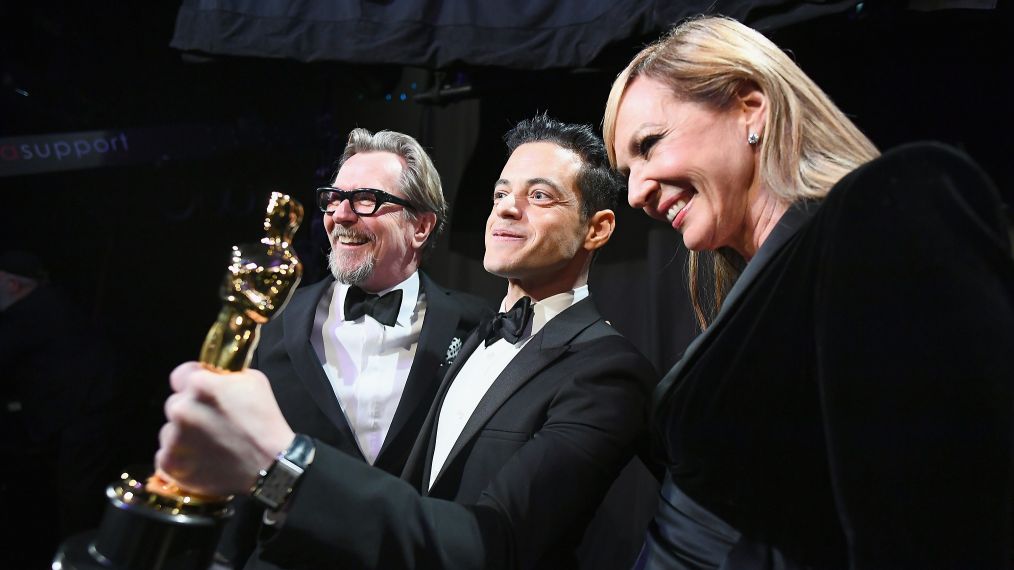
top-left (337, 128), bottom-right (447, 252)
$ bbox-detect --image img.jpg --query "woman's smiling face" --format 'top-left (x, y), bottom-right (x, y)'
top-left (612, 76), bottom-right (761, 256)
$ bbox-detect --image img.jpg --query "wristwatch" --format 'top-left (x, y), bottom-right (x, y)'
top-left (251, 434), bottom-right (315, 511)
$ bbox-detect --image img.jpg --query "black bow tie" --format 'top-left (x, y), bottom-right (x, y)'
top-left (344, 286), bottom-right (403, 326)
top-left (484, 296), bottom-right (534, 347)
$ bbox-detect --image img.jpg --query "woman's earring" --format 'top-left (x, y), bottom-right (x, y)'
top-left (747, 132), bottom-right (760, 145)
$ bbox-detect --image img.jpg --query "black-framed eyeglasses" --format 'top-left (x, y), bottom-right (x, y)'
top-left (315, 187), bottom-right (416, 217)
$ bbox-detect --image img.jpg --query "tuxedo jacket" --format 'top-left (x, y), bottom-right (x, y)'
top-left (253, 272), bottom-right (491, 473)
top-left (638, 143), bottom-right (1014, 569)
top-left (224, 271), bottom-right (492, 568)
top-left (252, 296), bottom-right (658, 570)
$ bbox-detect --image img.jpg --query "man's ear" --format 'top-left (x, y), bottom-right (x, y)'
top-left (583, 209), bottom-right (615, 252)
top-left (412, 211), bottom-right (438, 249)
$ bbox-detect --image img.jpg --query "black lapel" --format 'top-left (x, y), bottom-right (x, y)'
top-left (428, 297), bottom-right (601, 488)
top-left (652, 200), bottom-right (820, 408)
top-left (406, 324), bottom-right (485, 493)
top-left (281, 277), bottom-right (363, 459)
top-left (376, 273), bottom-right (460, 462)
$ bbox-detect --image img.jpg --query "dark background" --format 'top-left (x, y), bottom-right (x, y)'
top-left (1, 1), bottom-right (1010, 564)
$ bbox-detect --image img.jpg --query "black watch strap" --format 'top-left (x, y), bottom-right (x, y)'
top-left (251, 434), bottom-right (315, 511)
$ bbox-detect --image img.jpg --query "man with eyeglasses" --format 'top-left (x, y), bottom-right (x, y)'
top-left (217, 128), bottom-right (492, 568)
top-left (160, 117), bottom-right (657, 569)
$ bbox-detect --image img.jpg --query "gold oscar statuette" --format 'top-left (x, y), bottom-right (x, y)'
top-left (54, 192), bottom-right (303, 570)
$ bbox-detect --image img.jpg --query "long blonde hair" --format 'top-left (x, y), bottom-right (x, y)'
top-left (603, 15), bottom-right (879, 329)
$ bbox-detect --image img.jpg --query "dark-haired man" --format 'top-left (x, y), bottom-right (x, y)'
top-left (158, 117), bottom-right (657, 569)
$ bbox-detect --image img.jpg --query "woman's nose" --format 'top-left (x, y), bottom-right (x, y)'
top-left (626, 166), bottom-right (657, 210)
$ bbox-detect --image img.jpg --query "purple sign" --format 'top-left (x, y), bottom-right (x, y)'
top-left (0, 126), bottom-right (223, 178)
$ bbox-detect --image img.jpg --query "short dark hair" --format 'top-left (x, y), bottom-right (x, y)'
top-left (503, 115), bottom-right (624, 219)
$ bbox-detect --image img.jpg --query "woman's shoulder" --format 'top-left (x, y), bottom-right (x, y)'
top-left (834, 141), bottom-right (992, 195)
top-left (821, 141), bottom-right (1008, 236)
top-left (865, 140), bottom-right (978, 168)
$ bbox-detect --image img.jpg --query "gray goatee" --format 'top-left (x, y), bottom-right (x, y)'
top-left (328, 226), bottom-right (376, 285)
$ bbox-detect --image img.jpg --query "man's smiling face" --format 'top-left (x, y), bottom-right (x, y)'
top-left (324, 151), bottom-right (419, 291)
top-left (483, 141), bottom-right (589, 286)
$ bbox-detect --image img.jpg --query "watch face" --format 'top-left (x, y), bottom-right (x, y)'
top-left (253, 434), bottom-right (314, 510)
top-left (253, 457), bottom-right (304, 510)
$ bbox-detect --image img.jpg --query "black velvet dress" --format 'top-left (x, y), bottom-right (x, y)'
top-left (635, 143), bottom-right (1014, 569)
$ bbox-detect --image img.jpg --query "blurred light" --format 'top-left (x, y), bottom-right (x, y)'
top-left (15, 88), bottom-right (29, 97)
top-left (384, 93), bottom-right (392, 101)
top-left (410, 82), bottom-right (417, 90)
top-left (399, 93), bottom-right (407, 101)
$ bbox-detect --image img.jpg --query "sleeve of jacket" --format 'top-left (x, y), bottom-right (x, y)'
top-left (255, 338), bottom-right (655, 570)
top-left (812, 142), bottom-right (1014, 568)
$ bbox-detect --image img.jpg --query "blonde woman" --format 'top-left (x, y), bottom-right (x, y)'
top-left (604, 15), bottom-right (1013, 569)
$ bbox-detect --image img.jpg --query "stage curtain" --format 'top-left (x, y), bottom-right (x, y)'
top-left (169, 0), bottom-right (858, 69)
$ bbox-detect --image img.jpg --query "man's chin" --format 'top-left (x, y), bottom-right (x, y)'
top-left (482, 259), bottom-right (512, 279)
top-left (329, 254), bottom-right (375, 286)
top-left (484, 263), bottom-right (528, 282)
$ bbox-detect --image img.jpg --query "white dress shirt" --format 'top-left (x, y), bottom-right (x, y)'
top-left (311, 272), bottom-right (424, 465)
top-left (428, 285), bottom-right (589, 489)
